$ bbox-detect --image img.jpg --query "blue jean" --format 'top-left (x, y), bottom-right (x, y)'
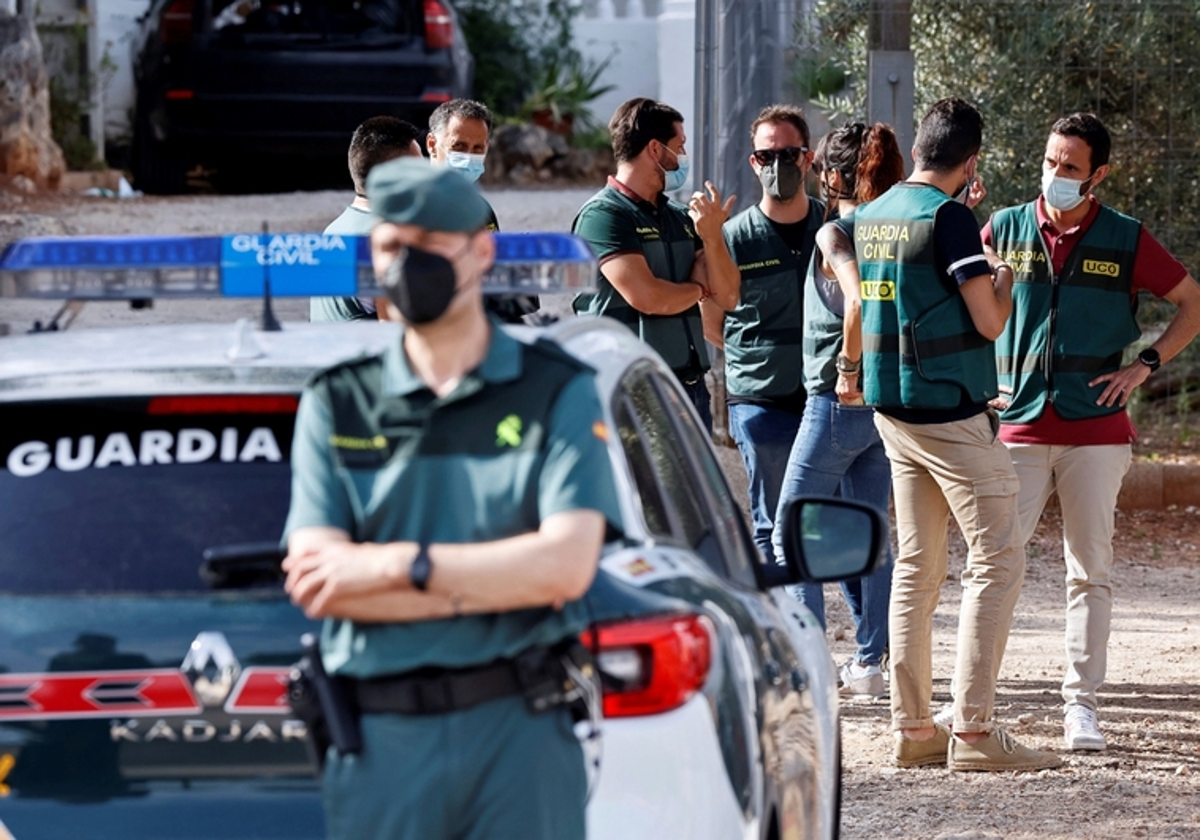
top-left (771, 390), bottom-right (894, 666)
top-left (678, 374), bottom-right (714, 436)
top-left (728, 402), bottom-right (804, 565)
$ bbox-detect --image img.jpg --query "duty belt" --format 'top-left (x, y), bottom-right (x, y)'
top-left (352, 657), bottom-right (526, 716)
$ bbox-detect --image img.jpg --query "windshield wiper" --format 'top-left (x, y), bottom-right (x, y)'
top-left (200, 542), bottom-right (286, 589)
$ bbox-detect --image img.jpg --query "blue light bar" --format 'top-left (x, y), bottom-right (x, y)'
top-left (0, 233), bottom-right (596, 300)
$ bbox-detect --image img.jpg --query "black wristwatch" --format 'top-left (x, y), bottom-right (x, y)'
top-left (410, 544), bottom-right (432, 592)
top-left (1138, 348), bottom-right (1161, 373)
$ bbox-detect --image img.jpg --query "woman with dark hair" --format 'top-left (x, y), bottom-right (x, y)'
top-left (771, 122), bottom-right (906, 699)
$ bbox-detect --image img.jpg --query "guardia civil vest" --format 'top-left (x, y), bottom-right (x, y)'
top-left (722, 202), bottom-right (823, 398)
top-left (802, 215), bottom-right (853, 395)
top-left (573, 185), bottom-right (708, 374)
top-left (990, 202), bottom-right (1141, 422)
top-left (857, 183), bottom-right (997, 409)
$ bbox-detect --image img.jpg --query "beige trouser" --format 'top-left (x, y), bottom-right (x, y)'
top-left (1005, 442), bottom-right (1133, 712)
top-left (875, 411), bottom-right (1025, 734)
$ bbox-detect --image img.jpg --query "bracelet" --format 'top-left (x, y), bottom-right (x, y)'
top-left (686, 280), bottom-right (711, 302)
top-left (992, 263), bottom-right (1013, 276)
top-left (835, 354), bottom-right (862, 374)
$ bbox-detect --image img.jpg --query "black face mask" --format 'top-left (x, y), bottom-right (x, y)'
top-left (381, 245), bottom-right (460, 325)
top-left (758, 159), bottom-right (803, 201)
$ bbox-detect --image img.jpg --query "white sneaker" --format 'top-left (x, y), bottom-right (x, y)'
top-left (839, 661), bottom-right (886, 698)
top-left (933, 703), bottom-right (955, 729)
top-left (1064, 705), bottom-right (1107, 751)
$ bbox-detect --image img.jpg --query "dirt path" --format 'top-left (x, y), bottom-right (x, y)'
top-left (827, 506), bottom-right (1200, 839)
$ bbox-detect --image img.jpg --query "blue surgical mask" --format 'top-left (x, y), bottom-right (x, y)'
top-left (444, 151), bottom-right (486, 184)
top-left (1041, 169), bottom-right (1089, 212)
top-left (659, 144), bottom-right (690, 192)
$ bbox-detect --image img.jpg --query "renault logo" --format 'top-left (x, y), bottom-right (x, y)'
top-left (181, 632), bottom-right (241, 707)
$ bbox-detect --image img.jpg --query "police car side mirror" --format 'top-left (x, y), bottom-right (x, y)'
top-left (765, 497), bottom-right (888, 588)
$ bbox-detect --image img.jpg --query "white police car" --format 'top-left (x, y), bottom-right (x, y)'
top-left (0, 233), bottom-right (884, 840)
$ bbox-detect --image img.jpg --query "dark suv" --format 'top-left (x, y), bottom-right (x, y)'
top-left (130, 0), bottom-right (473, 193)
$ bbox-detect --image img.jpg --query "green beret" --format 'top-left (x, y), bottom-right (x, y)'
top-left (366, 157), bottom-right (491, 233)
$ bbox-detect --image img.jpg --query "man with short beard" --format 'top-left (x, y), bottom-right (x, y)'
top-left (573, 97), bottom-right (739, 431)
top-left (705, 104), bottom-right (823, 565)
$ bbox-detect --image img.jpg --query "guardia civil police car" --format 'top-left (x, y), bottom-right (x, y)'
top-left (0, 232), bottom-right (884, 840)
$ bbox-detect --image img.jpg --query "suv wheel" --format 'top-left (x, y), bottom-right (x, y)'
top-left (133, 110), bottom-right (189, 195)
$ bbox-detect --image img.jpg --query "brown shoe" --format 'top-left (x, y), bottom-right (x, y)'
top-left (894, 724), bottom-right (950, 768)
top-left (949, 726), bottom-right (1063, 772)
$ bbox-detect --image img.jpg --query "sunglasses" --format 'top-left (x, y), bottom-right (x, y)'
top-left (752, 146), bottom-right (808, 166)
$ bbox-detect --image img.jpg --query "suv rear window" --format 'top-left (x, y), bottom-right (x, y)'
top-left (206, 0), bottom-right (420, 40)
top-left (0, 396), bottom-right (297, 595)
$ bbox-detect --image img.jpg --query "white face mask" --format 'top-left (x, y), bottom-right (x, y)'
top-left (1041, 169), bottom-right (1089, 212)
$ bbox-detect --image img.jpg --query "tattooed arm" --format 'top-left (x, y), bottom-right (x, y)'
top-left (816, 221), bottom-right (865, 404)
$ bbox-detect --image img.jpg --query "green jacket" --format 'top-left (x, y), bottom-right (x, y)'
top-left (283, 326), bottom-right (622, 677)
top-left (990, 201), bottom-right (1141, 422)
top-left (722, 202), bottom-right (824, 399)
top-left (857, 184), bottom-right (997, 409)
top-left (572, 184), bottom-right (707, 374)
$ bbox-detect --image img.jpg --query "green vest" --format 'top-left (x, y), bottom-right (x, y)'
top-left (802, 215), bottom-right (853, 395)
top-left (990, 202), bottom-right (1141, 422)
top-left (722, 202), bottom-right (823, 398)
top-left (572, 185), bottom-right (708, 373)
top-left (857, 184), bottom-right (997, 409)
top-left (311, 337), bottom-right (593, 677)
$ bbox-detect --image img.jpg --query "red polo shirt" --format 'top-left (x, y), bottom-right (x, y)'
top-left (981, 196), bottom-right (1187, 446)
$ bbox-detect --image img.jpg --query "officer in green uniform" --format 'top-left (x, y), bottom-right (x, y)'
top-left (856, 98), bottom-right (1059, 773)
top-left (710, 103), bottom-right (823, 564)
top-left (573, 97), bottom-right (739, 431)
top-left (311, 115), bottom-right (423, 322)
top-left (283, 158), bottom-right (623, 840)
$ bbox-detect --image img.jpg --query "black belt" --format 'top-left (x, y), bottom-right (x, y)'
top-left (352, 658), bottom-right (524, 716)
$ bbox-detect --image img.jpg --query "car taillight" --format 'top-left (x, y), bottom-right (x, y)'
top-left (424, 0), bottom-right (453, 50)
top-left (581, 614), bottom-right (712, 718)
top-left (160, 0), bottom-right (194, 44)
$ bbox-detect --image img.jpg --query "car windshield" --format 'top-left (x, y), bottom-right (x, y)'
top-left (206, 0), bottom-right (418, 39)
top-left (0, 396), bottom-right (297, 595)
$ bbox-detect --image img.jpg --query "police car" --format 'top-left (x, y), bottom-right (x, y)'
top-left (0, 232), bottom-right (884, 840)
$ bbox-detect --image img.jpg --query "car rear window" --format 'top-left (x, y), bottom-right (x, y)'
top-left (206, 0), bottom-right (421, 40)
top-left (0, 396), bottom-right (297, 595)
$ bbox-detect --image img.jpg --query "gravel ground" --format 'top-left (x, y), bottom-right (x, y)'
top-left (3, 186), bottom-right (1198, 839)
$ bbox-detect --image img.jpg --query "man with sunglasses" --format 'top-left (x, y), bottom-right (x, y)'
top-left (982, 112), bottom-right (1200, 752)
top-left (573, 97), bottom-right (739, 431)
top-left (702, 104), bottom-right (823, 564)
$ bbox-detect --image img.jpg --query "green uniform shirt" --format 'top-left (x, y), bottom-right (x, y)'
top-left (572, 182), bottom-right (707, 375)
top-left (283, 324), bottom-right (623, 677)
top-left (311, 205), bottom-right (378, 323)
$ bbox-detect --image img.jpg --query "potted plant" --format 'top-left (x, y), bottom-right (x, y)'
top-left (521, 53), bottom-right (616, 139)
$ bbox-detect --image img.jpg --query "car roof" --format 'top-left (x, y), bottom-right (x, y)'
top-left (0, 316), bottom-right (663, 404)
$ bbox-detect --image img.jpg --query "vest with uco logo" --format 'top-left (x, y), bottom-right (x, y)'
top-left (989, 201), bottom-right (1141, 423)
top-left (856, 183), bottom-right (997, 409)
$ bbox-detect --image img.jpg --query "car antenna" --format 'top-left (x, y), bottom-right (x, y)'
top-left (29, 299), bottom-right (85, 333)
top-left (259, 220), bottom-right (282, 332)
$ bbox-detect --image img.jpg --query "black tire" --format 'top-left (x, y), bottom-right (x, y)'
top-left (132, 111), bottom-right (189, 195)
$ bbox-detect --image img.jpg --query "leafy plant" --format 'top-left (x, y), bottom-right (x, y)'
top-left (456, 0), bottom-right (581, 119)
top-left (520, 53), bottom-right (616, 136)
